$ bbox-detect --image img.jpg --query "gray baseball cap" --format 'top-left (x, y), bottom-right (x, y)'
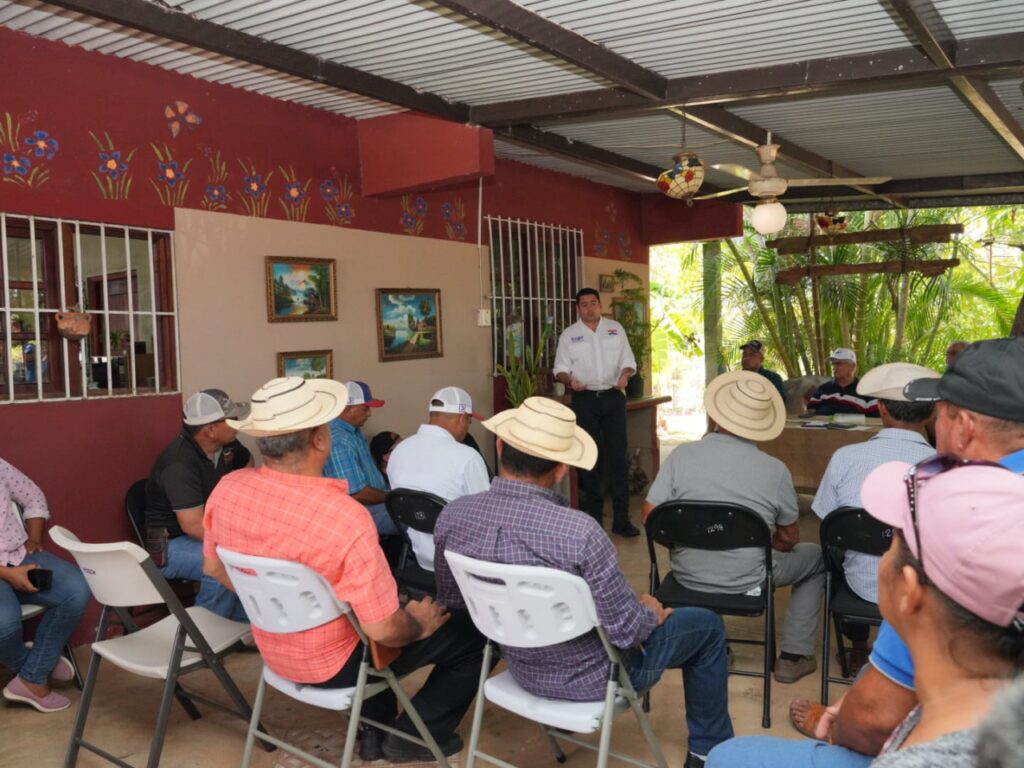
top-left (183, 388), bottom-right (250, 426)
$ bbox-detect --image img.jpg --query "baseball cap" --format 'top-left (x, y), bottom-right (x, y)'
top-left (740, 340), bottom-right (764, 352)
top-left (344, 380), bottom-right (385, 408)
top-left (827, 347), bottom-right (857, 364)
top-left (429, 386), bottom-right (484, 420)
top-left (857, 362), bottom-right (940, 402)
top-left (184, 388), bottom-right (250, 426)
top-left (904, 338), bottom-right (1024, 422)
top-left (862, 460), bottom-right (1024, 628)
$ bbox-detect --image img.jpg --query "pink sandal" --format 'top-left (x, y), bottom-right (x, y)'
top-left (3, 676), bottom-right (71, 713)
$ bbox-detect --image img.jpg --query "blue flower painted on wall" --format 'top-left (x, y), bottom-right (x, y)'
top-left (200, 152), bottom-right (229, 212)
top-left (150, 143), bottom-right (191, 206)
top-left (244, 175), bottom-right (266, 198)
top-left (400, 194), bottom-right (426, 236)
top-left (442, 198), bottom-right (466, 241)
top-left (440, 202), bottom-right (455, 221)
top-left (89, 131), bottom-right (136, 200)
top-left (322, 175), bottom-right (355, 226)
top-left (3, 153), bottom-right (30, 177)
top-left (278, 165), bottom-right (312, 222)
top-left (320, 179), bottom-right (338, 201)
top-left (594, 226), bottom-right (610, 257)
top-left (413, 196), bottom-right (429, 217)
top-left (25, 130), bottom-right (59, 160)
top-left (99, 151), bottom-right (128, 180)
top-left (206, 185), bottom-right (226, 203)
top-left (238, 159), bottom-right (273, 216)
top-left (158, 161), bottom-right (184, 188)
top-left (1, 113), bottom-right (54, 188)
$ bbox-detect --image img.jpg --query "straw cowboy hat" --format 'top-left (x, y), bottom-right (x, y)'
top-left (857, 362), bottom-right (939, 402)
top-left (482, 396), bottom-right (597, 470)
top-left (227, 376), bottom-right (349, 437)
top-left (705, 370), bottom-right (785, 442)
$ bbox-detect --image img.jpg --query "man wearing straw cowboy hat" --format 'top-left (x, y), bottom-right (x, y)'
top-left (644, 371), bottom-right (825, 685)
top-left (434, 397), bottom-right (734, 767)
top-left (202, 377), bottom-right (485, 763)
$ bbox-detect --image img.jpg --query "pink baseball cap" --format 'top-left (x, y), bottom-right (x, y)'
top-left (861, 461), bottom-right (1024, 628)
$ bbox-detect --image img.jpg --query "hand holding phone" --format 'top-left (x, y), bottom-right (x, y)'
top-left (27, 568), bottom-right (53, 591)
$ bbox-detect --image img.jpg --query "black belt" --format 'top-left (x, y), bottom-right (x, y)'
top-left (573, 388), bottom-right (619, 397)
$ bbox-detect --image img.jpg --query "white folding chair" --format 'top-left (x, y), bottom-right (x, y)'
top-left (444, 550), bottom-right (667, 768)
top-left (216, 546), bottom-right (453, 768)
top-left (49, 526), bottom-right (266, 768)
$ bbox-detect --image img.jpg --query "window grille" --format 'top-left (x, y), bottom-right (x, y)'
top-left (486, 216), bottom-right (584, 370)
top-left (1, 213), bottom-right (179, 403)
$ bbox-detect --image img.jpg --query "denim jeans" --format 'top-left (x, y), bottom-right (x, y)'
top-left (0, 550), bottom-right (90, 685)
top-left (163, 535), bottom-right (247, 622)
top-left (366, 502), bottom-right (399, 536)
top-left (706, 736), bottom-right (872, 768)
top-left (623, 607), bottom-right (734, 756)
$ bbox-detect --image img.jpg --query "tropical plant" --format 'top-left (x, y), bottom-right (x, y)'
top-left (612, 268), bottom-right (654, 373)
top-left (496, 328), bottom-right (550, 407)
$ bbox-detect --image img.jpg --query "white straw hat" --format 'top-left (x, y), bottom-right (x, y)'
top-left (704, 370), bottom-right (785, 442)
top-left (482, 397), bottom-right (597, 470)
top-left (227, 377), bottom-right (348, 437)
top-left (857, 362), bottom-right (940, 402)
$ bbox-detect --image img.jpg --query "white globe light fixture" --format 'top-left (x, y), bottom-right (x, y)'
top-left (751, 198), bottom-right (787, 235)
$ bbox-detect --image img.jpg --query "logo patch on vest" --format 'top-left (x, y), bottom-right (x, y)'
top-left (607, 329), bottom-right (619, 335)
top-left (571, 335), bottom-right (585, 343)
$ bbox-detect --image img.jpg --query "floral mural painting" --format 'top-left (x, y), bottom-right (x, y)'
top-left (400, 194), bottom-right (427, 236)
top-left (441, 198), bottom-right (466, 241)
top-left (278, 165), bottom-right (311, 222)
top-left (165, 100), bottom-right (202, 138)
top-left (1, 113), bottom-right (57, 188)
top-left (321, 175), bottom-right (355, 226)
top-left (594, 225), bottom-right (610, 257)
top-left (89, 131), bottom-right (136, 200)
top-left (618, 231), bottom-right (633, 261)
top-left (150, 143), bottom-right (191, 207)
top-left (201, 151), bottom-right (229, 212)
top-left (238, 159), bottom-right (273, 217)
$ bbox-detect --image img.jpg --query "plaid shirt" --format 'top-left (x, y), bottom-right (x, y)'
top-left (434, 478), bottom-right (658, 701)
top-left (324, 419), bottom-right (386, 495)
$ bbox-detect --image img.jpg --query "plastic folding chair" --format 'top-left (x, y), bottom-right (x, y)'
top-left (216, 546), bottom-right (453, 768)
top-left (49, 525), bottom-right (267, 768)
top-left (384, 489), bottom-right (447, 596)
top-left (646, 501), bottom-right (776, 728)
top-left (125, 479), bottom-right (198, 609)
top-left (444, 550), bottom-right (668, 768)
top-left (819, 506), bottom-right (891, 703)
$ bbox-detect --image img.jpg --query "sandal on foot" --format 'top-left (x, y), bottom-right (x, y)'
top-left (789, 699), bottom-right (827, 740)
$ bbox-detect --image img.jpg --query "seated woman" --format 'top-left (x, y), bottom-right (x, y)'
top-left (707, 456), bottom-right (1024, 768)
top-left (0, 458), bottom-right (90, 713)
top-left (369, 431), bottom-right (402, 476)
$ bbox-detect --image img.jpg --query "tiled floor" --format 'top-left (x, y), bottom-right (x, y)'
top-left (3, 508), bottom-right (847, 767)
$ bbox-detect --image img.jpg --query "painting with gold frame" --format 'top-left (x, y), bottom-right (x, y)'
top-left (266, 256), bottom-right (337, 322)
top-left (276, 349), bottom-right (333, 380)
top-left (375, 288), bottom-right (443, 362)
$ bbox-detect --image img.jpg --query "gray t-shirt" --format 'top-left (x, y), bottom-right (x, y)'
top-left (872, 707), bottom-right (976, 768)
top-left (646, 432), bottom-right (798, 592)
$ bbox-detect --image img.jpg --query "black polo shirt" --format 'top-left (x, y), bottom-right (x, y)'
top-left (145, 431), bottom-right (251, 538)
top-left (807, 378), bottom-right (879, 416)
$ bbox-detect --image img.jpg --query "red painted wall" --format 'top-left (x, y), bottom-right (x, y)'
top-left (641, 195), bottom-right (743, 245)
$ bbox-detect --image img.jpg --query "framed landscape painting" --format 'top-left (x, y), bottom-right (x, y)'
top-left (277, 349), bottom-right (333, 380)
top-left (611, 298), bottom-right (645, 325)
top-left (266, 256), bottom-right (337, 322)
top-left (375, 288), bottom-right (443, 362)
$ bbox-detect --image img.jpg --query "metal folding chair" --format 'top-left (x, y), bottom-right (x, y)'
top-left (384, 489), bottom-right (447, 596)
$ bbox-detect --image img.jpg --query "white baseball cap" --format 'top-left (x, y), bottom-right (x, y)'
top-left (429, 386), bottom-right (484, 420)
top-left (184, 388), bottom-right (249, 426)
top-left (827, 347), bottom-right (857, 364)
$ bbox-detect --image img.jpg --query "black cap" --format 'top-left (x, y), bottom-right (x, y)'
top-left (904, 338), bottom-right (1024, 422)
top-left (740, 340), bottom-right (764, 352)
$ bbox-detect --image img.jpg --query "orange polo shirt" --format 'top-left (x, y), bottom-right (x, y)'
top-left (204, 466), bottom-right (399, 683)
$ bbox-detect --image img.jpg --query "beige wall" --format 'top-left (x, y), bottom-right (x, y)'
top-left (173, 208), bottom-right (493, 457)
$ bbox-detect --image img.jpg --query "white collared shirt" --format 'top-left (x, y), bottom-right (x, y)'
top-left (386, 424), bottom-right (491, 570)
top-left (553, 317), bottom-right (637, 390)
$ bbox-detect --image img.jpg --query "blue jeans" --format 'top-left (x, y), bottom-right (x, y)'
top-left (366, 502), bottom-right (399, 536)
top-left (0, 551), bottom-right (90, 685)
top-left (624, 607), bottom-right (734, 756)
top-left (707, 737), bottom-right (872, 768)
top-left (163, 535), bottom-right (247, 622)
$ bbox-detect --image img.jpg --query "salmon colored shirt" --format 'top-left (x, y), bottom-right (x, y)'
top-left (203, 466), bottom-right (399, 683)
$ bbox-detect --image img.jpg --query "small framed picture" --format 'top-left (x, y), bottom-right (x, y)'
top-left (598, 273), bottom-right (615, 293)
top-left (266, 256), bottom-right (337, 322)
top-left (277, 349), bottom-right (333, 380)
top-left (375, 288), bottom-right (443, 362)
top-left (611, 298), bottom-right (645, 325)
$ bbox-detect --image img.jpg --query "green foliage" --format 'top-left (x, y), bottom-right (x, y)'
top-left (496, 328), bottom-right (550, 407)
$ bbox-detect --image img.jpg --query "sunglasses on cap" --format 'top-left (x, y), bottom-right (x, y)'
top-left (903, 453), bottom-right (1006, 585)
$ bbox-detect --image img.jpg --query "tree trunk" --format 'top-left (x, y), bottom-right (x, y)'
top-left (702, 241), bottom-right (723, 384)
top-left (893, 273), bottom-right (911, 355)
top-left (1013, 291), bottom-right (1024, 337)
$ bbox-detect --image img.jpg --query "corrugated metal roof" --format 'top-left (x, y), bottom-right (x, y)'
top-left (0, 0), bottom-right (403, 120)
top-left (494, 139), bottom-right (653, 194)
top-left (933, 0), bottom-right (1024, 38)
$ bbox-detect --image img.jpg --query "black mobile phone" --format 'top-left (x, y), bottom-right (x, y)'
top-left (27, 568), bottom-right (53, 590)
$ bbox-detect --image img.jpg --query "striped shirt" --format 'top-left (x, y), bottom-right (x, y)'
top-left (812, 428), bottom-right (934, 602)
top-left (434, 478), bottom-right (659, 701)
top-left (808, 378), bottom-right (879, 416)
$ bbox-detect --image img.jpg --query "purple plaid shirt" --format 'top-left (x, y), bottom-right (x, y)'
top-left (434, 477), bottom-right (658, 701)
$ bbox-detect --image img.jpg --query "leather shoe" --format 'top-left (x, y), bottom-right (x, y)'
top-left (774, 654), bottom-right (817, 684)
top-left (358, 726), bottom-right (385, 762)
top-left (611, 522), bottom-right (640, 537)
top-left (381, 732), bottom-right (463, 762)
top-left (685, 753), bottom-right (707, 768)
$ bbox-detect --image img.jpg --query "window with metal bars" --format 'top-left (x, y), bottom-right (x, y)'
top-left (486, 216), bottom-right (584, 371)
top-left (1, 213), bottom-right (179, 402)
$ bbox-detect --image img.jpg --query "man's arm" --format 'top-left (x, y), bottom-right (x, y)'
top-left (352, 487), bottom-right (387, 505)
top-left (830, 665), bottom-right (917, 755)
top-left (361, 597), bottom-right (449, 646)
top-left (772, 520), bottom-right (800, 552)
top-left (203, 554), bottom-right (233, 591)
top-left (175, 506), bottom-right (205, 540)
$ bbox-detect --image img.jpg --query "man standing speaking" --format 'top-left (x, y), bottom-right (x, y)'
top-left (553, 288), bottom-right (639, 536)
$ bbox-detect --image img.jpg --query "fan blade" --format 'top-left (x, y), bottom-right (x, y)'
top-left (692, 187), bottom-right (747, 200)
top-left (787, 176), bottom-right (891, 187)
top-left (710, 163), bottom-right (759, 181)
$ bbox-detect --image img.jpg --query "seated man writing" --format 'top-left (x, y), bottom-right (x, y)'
top-left (203, 376), bottom-right (485, 763)
top-left (434, 397), bottom-right (733, 768)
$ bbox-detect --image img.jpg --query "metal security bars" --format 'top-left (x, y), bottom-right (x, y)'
top-left (0, 214), bottom-right (179, 403)
top-left (486, 216), bottom-right (583, 370)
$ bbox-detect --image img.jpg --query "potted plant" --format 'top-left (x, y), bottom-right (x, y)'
top-left (613, 269), bottom-right (651, 399)
top-left (496, 328), bottom-right (550, 407)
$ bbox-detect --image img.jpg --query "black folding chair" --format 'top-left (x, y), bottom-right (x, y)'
top-left (383, 489), bottom-right (446, 597)
top-left (819, 506), bottom-right (892, 703)
top-left (646, 501), bottom-right (776, 728)
top-left (125, 479), bottom-right (197, 610)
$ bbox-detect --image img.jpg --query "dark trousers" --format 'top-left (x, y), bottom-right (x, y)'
top-left (841, 621), bottom-right (870, 643)
top-left (570, 389), bottom-right (629, 526)
top-left (314, 610), bottom-right (484, 740)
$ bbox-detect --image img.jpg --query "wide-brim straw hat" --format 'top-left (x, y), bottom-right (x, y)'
top-left (704, 370), bottom-right (785, 442)
top-left (482, 396), bottom-right (597, 470)
top-left (227, 376), bottom-right (349, 437)
top-left (857, 362), bottom-right (939, 402)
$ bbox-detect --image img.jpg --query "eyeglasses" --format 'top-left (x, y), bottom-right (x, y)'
top-left (903, 454), bottom-right (1004, 583)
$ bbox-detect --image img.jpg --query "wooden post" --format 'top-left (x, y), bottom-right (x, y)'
top-left (808, 214), bottom-right (826, 374)
top-left (702, 240), bottom-right (723, 385)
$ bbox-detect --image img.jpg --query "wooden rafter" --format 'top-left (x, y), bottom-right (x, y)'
top-left (767, 224), bottom-right (964, 255)
top-left (775, 259), bottom-right (960, 285)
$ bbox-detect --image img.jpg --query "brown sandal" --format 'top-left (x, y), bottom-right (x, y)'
top-left (789, 699), bottom-right (828, 740)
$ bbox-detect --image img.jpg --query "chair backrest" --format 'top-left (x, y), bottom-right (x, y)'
top-left (645, 501), bottom-right (773, 552)
top-left (216, 546), bottom-right (349, 634)
top-left (820, 506), bottom-right (894, 575)
top-left (444, 550), bottom-right (599, 649)
top-left (125, 479), bottom-right (148, 546)
top-left (385, 489), bottom-right (447, 534)
top-left (49, 525), bottom-right (166, 607)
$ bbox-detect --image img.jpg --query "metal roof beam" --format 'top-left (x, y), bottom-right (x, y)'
top-left (427, 0), bottom-right (667, 99)
top-left (732, 171), bottom-right (1024, 204)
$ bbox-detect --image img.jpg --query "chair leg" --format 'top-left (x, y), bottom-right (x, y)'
top-left (341, 661), bottom-right (371, 768)
top-left (241, 669), bottom-right (268, 768)
top-left (385, 668), bottom-right (451, 768)
top-left (761, 598), bottom-right (773, 729)
top-left (821, 606), bottom-right (832, 705)
top-left (202, 644), bottom-right (272, 751)
top-left (173, 682), bottom-right (202, 720)
top-left (834, 618), bottom-right (850, 679)
top-left (595, 679), bottom-right (618, 768)
top-left (540, 726), bottom-right (567, 764)
top-left (64, 651), bottom-right (102, 767)
top-left (628, 695), bottom-right (667, 768)
top-left (146, 628), bottom-right (189, 768)
top-left (65, 644), bottom-right (84, 690)
top-left (466, 642), bottom-right (494, 768)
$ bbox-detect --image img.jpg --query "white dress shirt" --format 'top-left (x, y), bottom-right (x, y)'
top-left (386, 424), bottom-right (491, 570)
top-left (553, 317), bottom-right (637, 390)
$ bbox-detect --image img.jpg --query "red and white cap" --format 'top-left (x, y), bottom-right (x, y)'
top-left (429, 386), bottom-right (484, 420)
top-left (344, 381), bottom-right (385, 408)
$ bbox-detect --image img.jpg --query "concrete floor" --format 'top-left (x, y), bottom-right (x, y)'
top-left (3, 509), bottom-right (849, 768)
